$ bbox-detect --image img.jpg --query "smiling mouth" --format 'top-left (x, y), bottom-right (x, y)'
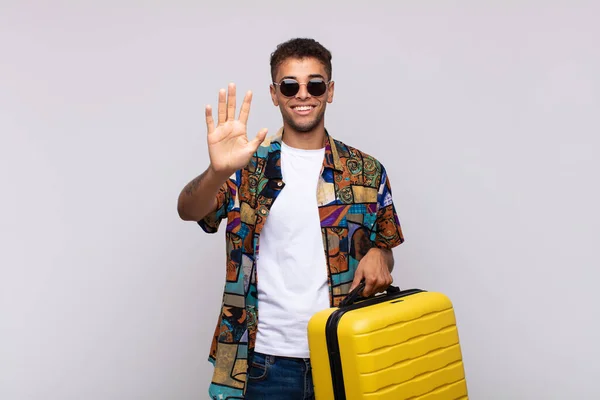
top-left (292, 105), bottom-right (315, 115)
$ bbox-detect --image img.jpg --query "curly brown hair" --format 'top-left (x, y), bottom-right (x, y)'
top-left (270, 38), bottom-right (333, 82)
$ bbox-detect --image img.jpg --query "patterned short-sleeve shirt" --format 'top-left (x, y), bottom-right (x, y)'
top-left (198, 129), bottom-right (404, 399)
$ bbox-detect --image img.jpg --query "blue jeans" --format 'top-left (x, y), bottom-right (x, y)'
top-left (244, 352), bottom-right (315, 400)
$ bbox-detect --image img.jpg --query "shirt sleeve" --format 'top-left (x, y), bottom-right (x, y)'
top-left (373, 164), bottom-right (405, 249)
top-left (197, 174), bottom-right (236, 234)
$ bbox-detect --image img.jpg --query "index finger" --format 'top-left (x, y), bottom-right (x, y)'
top-left (363, 278), bottom-right (376, 297)
top-left (238, 90), bottom-right (252, 125)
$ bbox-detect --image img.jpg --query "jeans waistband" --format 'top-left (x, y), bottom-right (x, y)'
top-left (254, 351), bottom-right (311, 364)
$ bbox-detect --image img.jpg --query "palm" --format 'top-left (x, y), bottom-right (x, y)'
top-left (205, 83), bottom-right (268, 176)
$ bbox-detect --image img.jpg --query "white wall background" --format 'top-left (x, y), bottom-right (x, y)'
top-left (1, 1), bottom-right (598, 399)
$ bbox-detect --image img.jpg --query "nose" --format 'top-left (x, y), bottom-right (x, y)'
top-left (295, 83), bottom-right (310, 100)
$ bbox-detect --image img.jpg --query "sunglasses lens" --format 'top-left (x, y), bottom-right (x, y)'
top-left (307, 79), bottom-right (327, 96)
top-left (279, 79), bottom-right (300, 96)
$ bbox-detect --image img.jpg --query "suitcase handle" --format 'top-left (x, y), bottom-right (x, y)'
top-left (339, 279), bottom-right (401, 307)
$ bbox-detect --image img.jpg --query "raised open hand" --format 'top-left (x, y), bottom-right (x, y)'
top-left (205, 83), bottom-right (268, 177)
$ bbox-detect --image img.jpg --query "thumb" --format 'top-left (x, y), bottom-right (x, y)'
top-left (250, 128), bottom-right (268, 150)
top-left (349, 268), bottom-right (364, 292)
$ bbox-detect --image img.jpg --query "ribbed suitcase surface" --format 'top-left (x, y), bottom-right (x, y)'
top-left (307, 287), bottom-right (468, 400)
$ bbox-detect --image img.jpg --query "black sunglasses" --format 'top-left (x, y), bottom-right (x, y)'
top-left (273, 78), bottom-right (330, 97)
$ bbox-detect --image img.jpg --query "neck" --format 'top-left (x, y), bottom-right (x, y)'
top-left (281, 123), bottom-right (326, 150)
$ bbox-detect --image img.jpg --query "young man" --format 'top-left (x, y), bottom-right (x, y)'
top-left (178, 38), bottom-right (404, 400)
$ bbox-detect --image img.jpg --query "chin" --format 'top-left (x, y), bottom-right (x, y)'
top-left (285, 114), bottom-right (324, 133)
top-left (294, 123), bottom-right (318, 133)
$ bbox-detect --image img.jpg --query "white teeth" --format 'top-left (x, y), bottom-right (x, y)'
top-left (294, 106), bottom-right (313, 111)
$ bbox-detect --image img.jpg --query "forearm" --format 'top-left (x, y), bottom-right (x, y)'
top-left (177, 165), bottom-right (231, 221)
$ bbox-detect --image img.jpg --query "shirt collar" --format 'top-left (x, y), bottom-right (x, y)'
top-left (267, 127), bottom-right (344, 172)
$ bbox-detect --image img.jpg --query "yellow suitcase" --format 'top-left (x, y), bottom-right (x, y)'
top-left (307, 283), bottom-right (468, 400)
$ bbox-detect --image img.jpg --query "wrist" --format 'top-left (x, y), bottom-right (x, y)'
top-left (207, 164), bottom-right (233, 183)
top-left (368, 247), bottom-right (394, 271)
top-left (367, 247), bottom-right (386, 255)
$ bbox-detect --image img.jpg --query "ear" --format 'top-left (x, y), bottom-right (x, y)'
top-left (326, 81), bottom-right (335, 104)
top-left (270, 84), bottom-right (279, 106)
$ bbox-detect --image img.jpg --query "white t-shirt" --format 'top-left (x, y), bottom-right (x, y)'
top-left (253, 141), bottom-right (330, 358)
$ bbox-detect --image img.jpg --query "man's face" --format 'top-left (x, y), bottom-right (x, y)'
top-left (270, 57), bottom-right (334, 133)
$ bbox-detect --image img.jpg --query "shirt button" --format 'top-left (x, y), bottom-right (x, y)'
top-left (277, 182), bottom-right (282, 187)
top-left (261, 209), bottom-right (267, 215)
